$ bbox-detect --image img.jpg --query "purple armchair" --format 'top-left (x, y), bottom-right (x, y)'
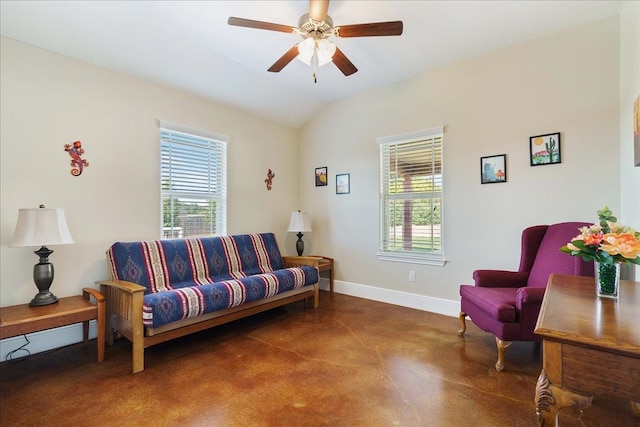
top-left (458, 222), bottom-right (594, 371)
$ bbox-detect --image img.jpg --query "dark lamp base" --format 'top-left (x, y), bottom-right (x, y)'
top-left (30, 245), bottom-right (58, 306)
top-left (30, 291), bottom-right (59, 307)
top-left (296, 232), bottom-right (305, 256)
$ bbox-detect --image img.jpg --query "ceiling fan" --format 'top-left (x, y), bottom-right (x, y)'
top-left (228, 0), bottom-right (403, 83)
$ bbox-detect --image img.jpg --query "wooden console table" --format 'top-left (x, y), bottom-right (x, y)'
top-left (0, 288), bottom-right (105, 363)
top-left (534, 274), bottom-right (640, 426)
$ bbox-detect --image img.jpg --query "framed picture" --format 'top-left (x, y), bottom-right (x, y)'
top-left (530, 132), bottom-right (561, 166)
top-left (634, 94), bottom-right (640, 166)
top-left (480, 154), bottom-right (507, 184)
top-left (315, 167), bottom-right (327, 186)
top-left (336, 173), bottom-right (350, 194)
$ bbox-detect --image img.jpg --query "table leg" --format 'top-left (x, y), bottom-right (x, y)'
top-left (329, 266), bottom-right (334, 293)
top-left (83, 287), bottom-right (106, 363)
top-left (535, 369), bottom-right (592, 426)
top-left (96, 294), bottom-right (105, 363)
top-left (82, 320), bottom-right (89, 344)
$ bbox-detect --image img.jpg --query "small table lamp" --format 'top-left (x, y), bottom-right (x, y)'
top-left (287, 210), bottom-right (312, 256)
top-left (10, 205), bottom-right (75, 306)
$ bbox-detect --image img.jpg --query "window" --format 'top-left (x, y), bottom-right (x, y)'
top-left (160, 122), bottom-right (228, 239)
top-left (378, 127), bottom-right (444, 265)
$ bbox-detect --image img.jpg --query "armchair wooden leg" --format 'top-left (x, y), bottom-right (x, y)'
top-left (495, 338), bottom-right (511, 371)
top-left (458, 311), bottom-right (467, 336)
top-left (631, 401), bottom-right (640, 418)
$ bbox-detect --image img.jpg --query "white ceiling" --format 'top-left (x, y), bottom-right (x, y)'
top-left (0, 1), bottom-right (623, 128)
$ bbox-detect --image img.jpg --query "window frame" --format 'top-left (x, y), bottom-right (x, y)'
top-left (377, 126), bottom-right (445, 266)
top-left (160, 121), bottom-right (228, 239)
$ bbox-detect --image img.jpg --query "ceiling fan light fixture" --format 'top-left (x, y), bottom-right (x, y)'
top-left (316, 38), bottom-right (336, 66)
top-left (297, 37), bottom-right (315, 66)
top-left (229, 1), bottom-right (402, 79)
top-left (297, 37), bottom-right (335, 68)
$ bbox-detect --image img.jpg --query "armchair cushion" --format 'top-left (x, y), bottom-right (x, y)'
top-left (459, 285), bottom-right (517, 322)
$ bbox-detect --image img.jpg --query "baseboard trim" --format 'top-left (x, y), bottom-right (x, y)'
top-left (318, 278), bottom-right (460, 318)
top-left (1, 282), bottom-right (459, 362)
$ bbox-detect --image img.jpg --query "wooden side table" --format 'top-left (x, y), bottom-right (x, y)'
top-left (534, 274), bottom-right (640, 425)
top-left (313, 256), bottom-right (334, 293)
top-left (283, 255), bottom-right (334, 293)
top-left (0, 288), bottom-right (105, 362)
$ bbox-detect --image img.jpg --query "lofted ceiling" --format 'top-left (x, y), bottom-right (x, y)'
top-left (0, 1), bottom-right (623, 128)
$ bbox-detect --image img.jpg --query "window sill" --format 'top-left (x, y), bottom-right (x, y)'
top-left (377, 253), bottom-right (446, 267)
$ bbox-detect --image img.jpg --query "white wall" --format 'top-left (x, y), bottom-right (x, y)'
top-left (300, 17), bottom-right (622, 302)
top-left (1, 11), bottom-right (634, 359)
top-left (0, 37), bottom-right (302, 308)
top-left (619, 0), bottom-right (640, 280)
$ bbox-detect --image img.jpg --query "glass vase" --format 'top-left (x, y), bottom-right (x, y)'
top-left (595, 262), bottom-right (620, 299)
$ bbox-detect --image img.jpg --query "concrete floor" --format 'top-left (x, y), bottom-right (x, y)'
top-left (0, 291), bottom-right (637, 426)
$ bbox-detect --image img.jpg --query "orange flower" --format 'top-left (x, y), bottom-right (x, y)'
top-left (582, 232), bottom-right (603, 246)
top-left (600, 233), bottom-right (640, 260)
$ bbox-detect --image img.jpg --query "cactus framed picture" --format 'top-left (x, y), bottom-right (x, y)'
top-left (529, 132), bottom-right (561, 166)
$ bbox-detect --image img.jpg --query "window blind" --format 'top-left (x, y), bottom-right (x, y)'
top-left (378, 127), bottom-right (444, 264)
top-left (161, 127), bottom-right (227, 238)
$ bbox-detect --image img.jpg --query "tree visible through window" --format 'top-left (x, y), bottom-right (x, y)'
top-left (161, 125), bottom-right (227, 239)
top-left (378, 127), bottom-right (444, 265)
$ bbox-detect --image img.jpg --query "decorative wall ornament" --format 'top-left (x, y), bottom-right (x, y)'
top-left (529, 132), bottom-right (561, 166)
top-left (264, 168), bottom-right (275, 190)
top-left (634, 94), bottom-right (639, 166)
top-left (64, 141), bottom-right (89, 176)
top-left (315, 166), bottom-right (327, 186)
top-left (480, 154), bottom-right (507, 184)
top-left (336, 173), bottom-right (350, 194)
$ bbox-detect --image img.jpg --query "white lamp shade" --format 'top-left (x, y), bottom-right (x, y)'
top-left (287, 211), bottom-right (312, 233)
top-left (10, 207), bottom-right (75, 247)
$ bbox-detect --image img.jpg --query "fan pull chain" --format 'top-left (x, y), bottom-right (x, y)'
top-left (311, 48), bottom-right (319, 83)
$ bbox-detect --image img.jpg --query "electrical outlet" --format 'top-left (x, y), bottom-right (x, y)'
top-left (409, 271), bottom-right (416, 282)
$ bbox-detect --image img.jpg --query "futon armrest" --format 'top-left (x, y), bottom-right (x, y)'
top-left (95, 279), bottom-right (146, 294)
top-left (472, 270), bottom-right (529, 288)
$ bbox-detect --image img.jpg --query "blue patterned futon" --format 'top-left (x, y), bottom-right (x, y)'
top-left (106, 233), bottom-right (318, 329)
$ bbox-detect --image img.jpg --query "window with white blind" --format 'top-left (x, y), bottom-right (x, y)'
top-left (160, 122), bottom-right (228, 239)
top-left (378, 127), bottom-right (445, 266)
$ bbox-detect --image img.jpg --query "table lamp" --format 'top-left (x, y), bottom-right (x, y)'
top-left (10, 205), bottom-right (75, 306)
top-left (287, 210), bottom-right (312, 256)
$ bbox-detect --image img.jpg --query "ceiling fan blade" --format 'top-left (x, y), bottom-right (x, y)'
top-left (335, 21), bottom-right (403, 37)
top-left (228, 17), bottom-right (295, 33)
top-left (268, 45), bottom-right (300, 72)
top-left (309, 0), bottom-right (330, 22)
top-left (332, 47), bottom-right (358, 76)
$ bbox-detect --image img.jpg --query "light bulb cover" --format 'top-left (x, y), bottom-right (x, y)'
top-left (297, 38), bottom-right (315, 66)
top-left (316, 39), bottom-right (336, 67)
top-left (297, 38), bottom-right (336, 68)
